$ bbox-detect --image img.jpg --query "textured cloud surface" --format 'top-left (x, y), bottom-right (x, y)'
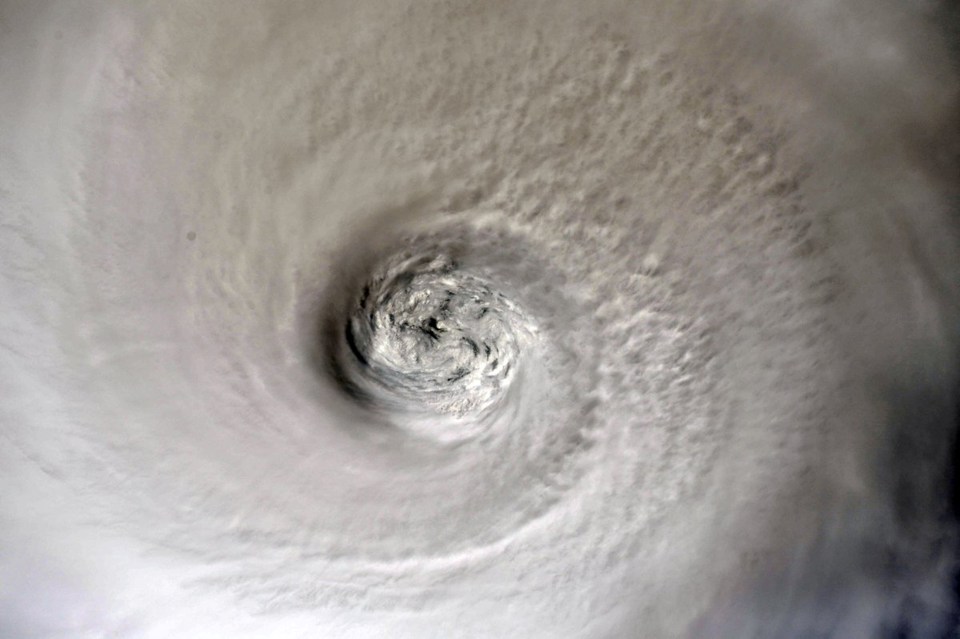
top-left (1, 1), bottom-right (959, 637)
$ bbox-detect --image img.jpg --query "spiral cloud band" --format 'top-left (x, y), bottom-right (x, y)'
top-left (1, 1), bottom-right (959, 637)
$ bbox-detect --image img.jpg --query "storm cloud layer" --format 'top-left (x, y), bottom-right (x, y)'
top-left (1, 1), bottom-right (959, 637)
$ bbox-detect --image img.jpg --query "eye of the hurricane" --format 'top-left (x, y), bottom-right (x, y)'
top-left (339, 252), bottom-right (534, 432)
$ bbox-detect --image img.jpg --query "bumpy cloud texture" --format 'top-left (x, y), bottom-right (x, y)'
top-left (1, 1), bottom-right (959, 637)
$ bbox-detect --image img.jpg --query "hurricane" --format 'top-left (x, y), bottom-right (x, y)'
top-left (1, 1), bottom-right (959, 637)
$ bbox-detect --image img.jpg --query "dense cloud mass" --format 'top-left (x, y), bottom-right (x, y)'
top-left (1, 1), bottom-right (959, 637)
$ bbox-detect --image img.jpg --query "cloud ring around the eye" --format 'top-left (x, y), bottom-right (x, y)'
top-left (334, 247), bottom-right (537, 441)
